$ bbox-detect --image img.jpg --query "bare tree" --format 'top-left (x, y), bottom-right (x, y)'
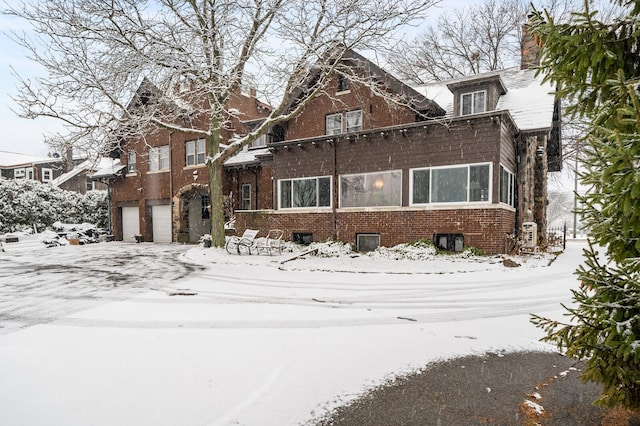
top-left (385, 0), bottom-right (585, 84)
top-left (3, 0), bottom-right (439, 246)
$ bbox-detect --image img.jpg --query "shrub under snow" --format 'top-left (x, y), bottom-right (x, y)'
top-left (0, 178), bottom-right (107, 233)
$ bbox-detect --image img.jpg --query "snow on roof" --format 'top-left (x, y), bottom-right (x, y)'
top-left (415, 67), bottom-right (556, 132)
top-left (224, 147), bottom-right (271, 167)
top-left (0, 151), bottom-right (56, 167)
top-left (90, 158), bottom-right (125, 180)
top-left (52, 157), bottom-right (121, 186)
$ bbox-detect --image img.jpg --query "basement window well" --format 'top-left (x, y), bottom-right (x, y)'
top-left (293, 232), bottom-right (313, 245)
top-left (356, 233), bottom-right (380, 252)
top-left (434, 233), bottom-right (464, 252)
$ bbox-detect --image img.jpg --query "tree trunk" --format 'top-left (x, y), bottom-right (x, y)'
top-left (208, 159), bottom-right (226, 247)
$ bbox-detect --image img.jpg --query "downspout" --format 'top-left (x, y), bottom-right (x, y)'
top-left (332, 139), bottom-right (338, 240)
top-left (514, 132), bottom-right (522, 237)
top-left (169, 132), bottom-right (174, 242)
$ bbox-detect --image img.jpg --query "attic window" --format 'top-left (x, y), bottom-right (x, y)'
top-left (337, 75), bottom-right (350, 93)
top-left (461, 90), bottom-right (486, 115)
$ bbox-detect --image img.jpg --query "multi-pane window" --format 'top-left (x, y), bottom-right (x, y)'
top-left (340, 170), bottom-right (402, 208)
top-left (461, 91), bottom-right (486, 115)
top-left (149, 145), bottom-right (169, 172)
top-left (86, 178), bottom-right (95, 191)
top-left (42, 168), bottom-right (52, 183)
top-left (411, 163), bottom-right (491, 204)
top-left (279, 176), bottom-right (331, 209)
top-left (500, 165), bottom-right (515, 206)
top-left (127, 151), bottom-right (137, 173)
top-left (186, 139), bottom-right (206, 166)
top-left (241, 184), bottom-right (251, 210)
top-left (326, 110), bottom-right (362, 135)
top-left (326, 113), bottom-right (343, 135)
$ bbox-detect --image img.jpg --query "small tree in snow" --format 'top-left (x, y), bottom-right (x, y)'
top-left (4, 0), bottom-right (439, 247)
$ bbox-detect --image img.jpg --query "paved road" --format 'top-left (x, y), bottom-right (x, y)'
top-left (0, 239), bottom-right (202, 334)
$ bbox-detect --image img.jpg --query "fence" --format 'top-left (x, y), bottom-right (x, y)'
top-left (546, 222), bottom-right (567, 251)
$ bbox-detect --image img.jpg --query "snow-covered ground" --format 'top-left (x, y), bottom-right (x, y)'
top-left (0, 236), bottom-right (584, 426)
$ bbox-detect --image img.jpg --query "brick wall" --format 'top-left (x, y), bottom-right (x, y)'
top-left (235, 207), bottom-right (516, 254)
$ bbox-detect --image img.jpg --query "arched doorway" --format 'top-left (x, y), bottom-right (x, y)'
top-left (174, 183), bottom-right (210, 243)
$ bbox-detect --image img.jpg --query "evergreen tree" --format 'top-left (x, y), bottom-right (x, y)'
top-left (529, 0), bottom-right (640, 410)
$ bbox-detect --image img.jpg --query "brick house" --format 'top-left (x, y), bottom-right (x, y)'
top-left (107, 80), bottom-right (272, 242)
top-left (106, 45), bottom-right (561, 253)
top-left (232, 51), bottom-right (561, 253)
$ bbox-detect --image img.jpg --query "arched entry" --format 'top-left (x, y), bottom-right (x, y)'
top-left (174, 183), bottom-right (210, 243)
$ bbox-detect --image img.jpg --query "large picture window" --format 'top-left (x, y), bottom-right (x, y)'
top-left (500, 165), bottom-right (515, 206)
top-left (186, 139), bottom-right (206, 166)
top-left (411, 163), bottom-right (491, 204)
top-left (279, 176), bottom-right (331, 209)
top-left (340, 170), bottom-right (402, 208)
top-left (149, 145), bottom-right (170, 172)
top-left (461, 90), bottom-right (486, 115)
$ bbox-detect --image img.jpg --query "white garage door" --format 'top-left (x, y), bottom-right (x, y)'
top-left (152, 205), bottom-right (172, 243)
top-left (121, 206), bottom-right (140, 243)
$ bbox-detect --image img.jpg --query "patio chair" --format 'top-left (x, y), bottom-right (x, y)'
top-left (256, 229), bottom-right (284, 256)
top-left (225, 229), bottom-right (260, 255)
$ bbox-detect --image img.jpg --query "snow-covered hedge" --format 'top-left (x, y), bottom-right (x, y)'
top-left (0, 178), bottom-right (108, 233)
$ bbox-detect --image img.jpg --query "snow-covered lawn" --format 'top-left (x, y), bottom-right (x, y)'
top-left (0, 237), bottom-right (583, 426)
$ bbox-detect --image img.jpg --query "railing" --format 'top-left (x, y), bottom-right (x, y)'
top-left (546, 223), bottom-right (567, 251)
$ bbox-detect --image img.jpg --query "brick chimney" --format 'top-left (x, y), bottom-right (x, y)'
top-left (521, 14), bottom-right (542, 70)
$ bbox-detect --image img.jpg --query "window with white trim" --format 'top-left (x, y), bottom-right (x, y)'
top-left (326, 110), bottom-right (362, 135)
top-left (42, 168), bottom-right (53, 182)
top-left (86, 177), bottom-right (95, 191)
top-left (251, 134), bottom-right (267, 148)
top-left (279, 176), bottom-right (331, 209)
top-left (241, 184), bottom-right (251, 210)
top-left (127, 151), bottom-right (137, 173)
top-left (186, 139), bottom-right (206, 166)
top-left (461, 90), bottom-right (486, 115)
top-left (411, 163), bottom-right (491, 204)
top-left (500, 165), bottom-right (515, 206)
top-left (340, 170), bottom-right (402, 208)
top-left (149, 145), bottom-right (169, 172)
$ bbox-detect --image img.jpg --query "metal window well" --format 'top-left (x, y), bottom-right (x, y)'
top-left (434, 233), bottom-right (464, 252)
top-left (522, 222), bottom-right (537, 248)
top-left (356, 233), bottom-right (380, 252)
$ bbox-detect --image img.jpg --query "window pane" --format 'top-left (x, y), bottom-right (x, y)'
top-left (346, 110), bottom-right (362, 133)
top-left (469, 165), bottom-right (490, 202)
top-left (326, 114), bottom-right (342, 135)
top-left (462, 93), bottom-right (472, 115)
top-left (412, 169), bottom-right (430, 204)
top-left (318, 177), bottom-right (331, 207)
top-left (340, 171), bottom-right (401, 207)
top-left (128, 152), bottom-right (136, 172)
top-left (474, 91), bottom-right (485, 113)
top-left (186, 141), bottom-right (195, 166)
top-left (160, 145), bottom-right (170, 170)
top-left (280, 181), bottom-right (292, 208)
top-left (293, 179), bottom-right (317, 207)
top-left (149, 148), bottom-right (159, 171)
top-left (431, 167), bottom-right (468, 202)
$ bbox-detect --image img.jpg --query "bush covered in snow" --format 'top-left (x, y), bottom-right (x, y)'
top-left (0, 178), bottom-right (107, 233)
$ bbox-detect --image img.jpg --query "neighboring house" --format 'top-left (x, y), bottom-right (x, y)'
top-left (51, 157), bottom-right (116, 194)
top-left (105, 33), bottom-right (561, 253)
top-left (106, 81), bottom-right (272, 243)
top-left (0, 150), bottom-right (64, 184)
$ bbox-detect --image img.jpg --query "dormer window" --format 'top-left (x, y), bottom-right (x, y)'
top-left (461, 90), bottom-right (486, 115)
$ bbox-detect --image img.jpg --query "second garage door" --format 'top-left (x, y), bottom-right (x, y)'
top-left (152, 205), bottom-right (172, 243)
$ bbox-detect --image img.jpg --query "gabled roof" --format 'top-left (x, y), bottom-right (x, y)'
top-left (52, 157), bottom-right (120, 186)
top-left (0, 151), bottom-right (59, 168)
top-left (91, 159), bottom-right (125, 180)
top-left (414, 67), bottom-right (556, 132)
top-left (286, 48), bottom-right (444, 117)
